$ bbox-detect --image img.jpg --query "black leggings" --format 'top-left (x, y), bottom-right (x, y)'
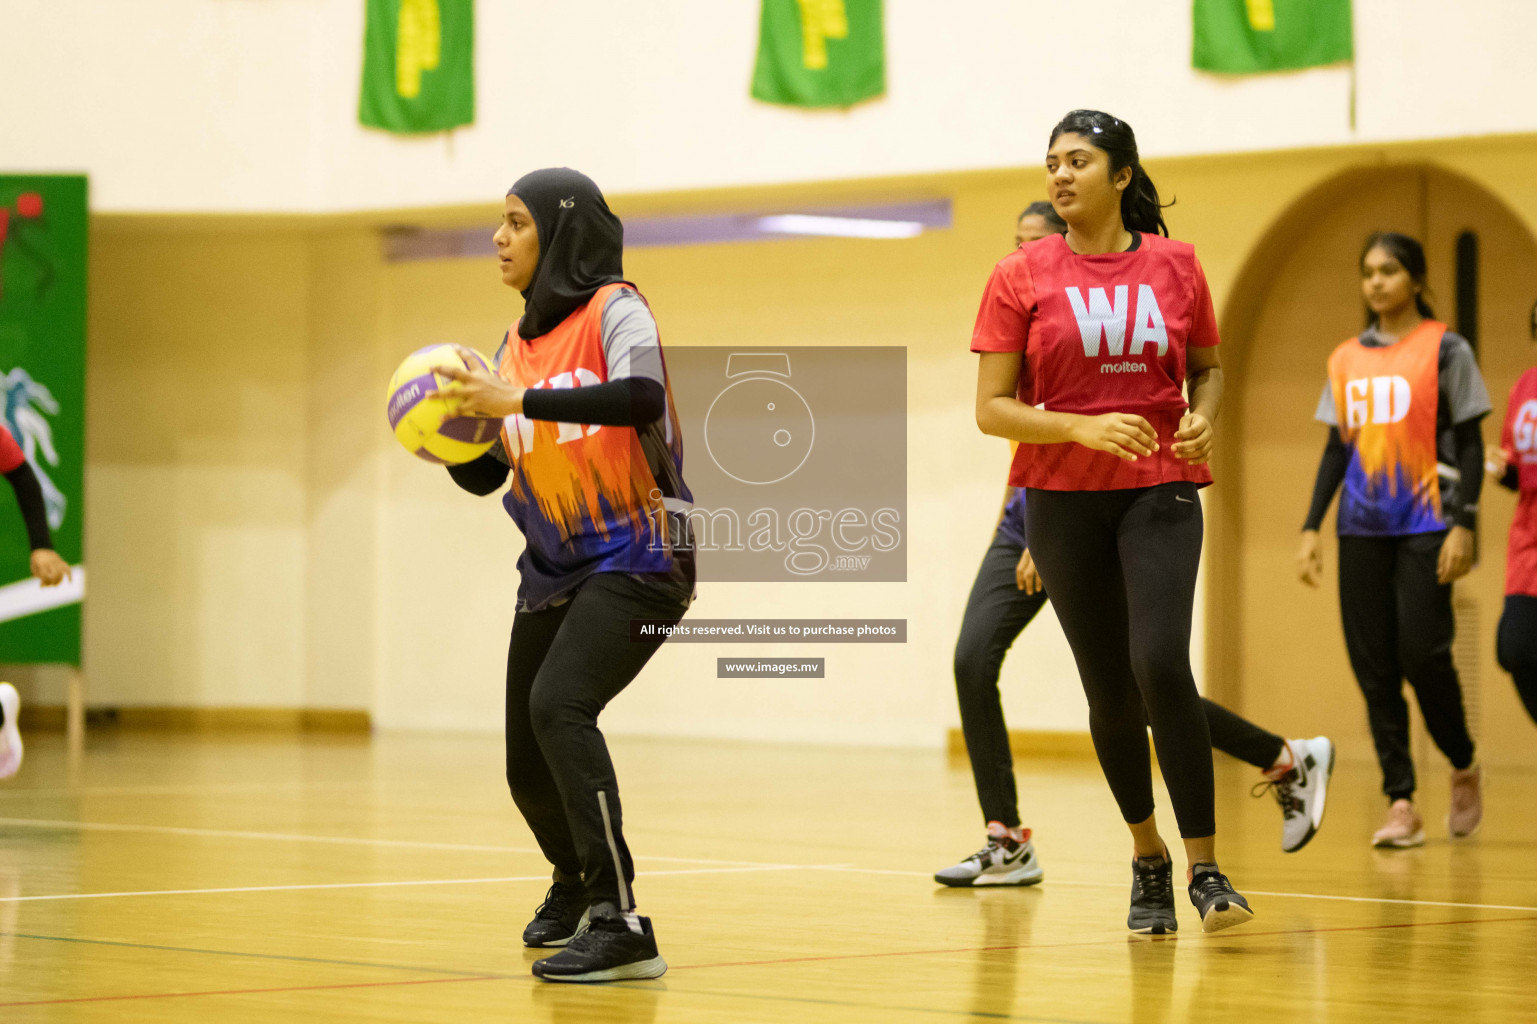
top-left (1338, 534), bottom-right (1474, 801)
top-left (1024, 483), bottom-right (1215, 839)
top-left (505, 572), bottom-right (689, 910)
top-left (1495, 595), bottom-right (1537, 726)
top-left (954, 532), bottom-right (1285, 828)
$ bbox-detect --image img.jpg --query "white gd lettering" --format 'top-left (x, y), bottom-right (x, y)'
top-left (1344, 375), bottom-right (1411, 429)
top-left (1065, 284), bottom-right (1167, 358)
top-left (1514, 400), bottom-right (1537, 453)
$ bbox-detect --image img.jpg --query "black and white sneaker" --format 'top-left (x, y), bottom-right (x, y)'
top-left (1127, 852), bottom-right (1178, 934)
top-left (1187, 865), bottom-right (1254, 933)
top-left (521, 880), bottom-right (589, 948)
top-left (934, 829), bottom-right (1045, 887)
top-left (1253, 736), bottom-right (1335, 853)
top-left (531, 902), bottom-right (667, 983)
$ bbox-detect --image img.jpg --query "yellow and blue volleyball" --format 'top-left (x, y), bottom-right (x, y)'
top-left (386, 345), bottom-right (502, 465)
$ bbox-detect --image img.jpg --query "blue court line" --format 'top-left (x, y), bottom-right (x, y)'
top-left (0, 930), bottom-right (521, 980)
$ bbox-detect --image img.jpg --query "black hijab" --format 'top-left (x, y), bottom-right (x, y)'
top-left (508, 168), bottom-right (625, 340)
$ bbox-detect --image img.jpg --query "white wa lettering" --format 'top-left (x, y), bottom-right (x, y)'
top-left (1064, 284), bottom-right (1168, 358)
top-left (1344, 376), bottom-right (1411, 428)
top-left (1065, 286), bottom-right (1128, 357)
top-left (1129, 284), bottom-right (1168, 357)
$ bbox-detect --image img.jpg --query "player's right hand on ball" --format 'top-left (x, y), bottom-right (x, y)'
top-left (1070, 412), bottom-right (1158, 462)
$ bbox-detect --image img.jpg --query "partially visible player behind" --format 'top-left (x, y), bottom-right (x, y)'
top-left (0, 422), bottom-right (72, 779)
top-left (1485, 300), bottom-right (1537, 728)
top-left (939, 202), bottom-right (1332, 889)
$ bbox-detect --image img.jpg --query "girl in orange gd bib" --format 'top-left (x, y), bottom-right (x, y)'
top-left (1297, 232), bottom-right (1488, 848)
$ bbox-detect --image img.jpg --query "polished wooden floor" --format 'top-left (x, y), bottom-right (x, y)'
top-left (0, 731), bottom-right (1534, 1022)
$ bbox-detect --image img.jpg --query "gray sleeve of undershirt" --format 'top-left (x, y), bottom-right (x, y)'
top-left (601, 288), bottom-right (665, 386)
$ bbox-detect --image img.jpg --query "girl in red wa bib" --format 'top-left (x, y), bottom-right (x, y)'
top-left (972, 110), bottom-right (1251, 935)
top-left (432, 168), bottom-right (691, 984)
top-left (1485, 305), bottom-right (1537, 734)
top-left (1297, 233), bottom-right (1487, 849)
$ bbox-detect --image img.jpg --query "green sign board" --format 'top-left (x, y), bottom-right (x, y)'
top-left (0, 175), bottom-right (87, 665)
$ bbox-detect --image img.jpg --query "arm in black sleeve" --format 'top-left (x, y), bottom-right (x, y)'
top-left (1445, 418), bottom-right (1486, 530)
top-left (4, 462), bottom-right (54, 550)
top-left (446, 449), bottom-right (510, 496)
top-left (1302, 428), bottom-right (1349, 531)
top-left (521, 378), bottom-right (666, 427)
top-left (1500, 464), bottom-right (1519, 492)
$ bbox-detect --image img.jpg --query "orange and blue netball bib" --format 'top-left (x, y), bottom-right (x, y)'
top-left (1328, 321), bottom-right (1446, 536)
top-left (496, 283), bottom-right (687, 609)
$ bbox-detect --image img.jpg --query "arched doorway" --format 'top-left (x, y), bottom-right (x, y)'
top-left (1208, 164), bottom-right (1537, 770)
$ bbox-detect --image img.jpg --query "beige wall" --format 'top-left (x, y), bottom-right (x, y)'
top-left (66, 132), bottom-right (1537, 753)
top-left (10, 1), bottom-right (1537, 213)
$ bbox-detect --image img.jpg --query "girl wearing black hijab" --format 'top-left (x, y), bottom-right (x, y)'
top-left (433, 168), bottom-right (694, 983)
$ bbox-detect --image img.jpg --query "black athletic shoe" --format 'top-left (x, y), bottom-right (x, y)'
top-left (1187, 865), bottom-right (1254, 933)
top-left (521, 881), bottom-right (589, 948)
top-left (531, 903), bottom-right (667, 983)
top-left (1127, 853), bottom-right (1178, 935)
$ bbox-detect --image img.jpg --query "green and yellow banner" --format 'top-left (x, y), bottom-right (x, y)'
top-left (1193, 0), bottom-right (1353, 74)
top-left (0, 175), bottom-right (87, 666)
top-left (751, 0), bottom-right (885, 109)
top-left (360, 0), bottom-right (475, 134)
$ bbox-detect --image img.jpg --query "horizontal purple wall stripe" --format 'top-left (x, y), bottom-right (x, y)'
top-left (383, 200), bottom-right (952, 261)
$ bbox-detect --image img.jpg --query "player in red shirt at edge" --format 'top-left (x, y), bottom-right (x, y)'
top-left (1485, 300), bottom-right (1537, 731)
top-left (0, 422), bottom-right (73, 780)
top-left (971, 110), bottom-right (1251, 934)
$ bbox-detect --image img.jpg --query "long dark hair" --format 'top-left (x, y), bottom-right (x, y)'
top-left (1048, 109), bottom-right (1171, 237)
top-left (1359, 231), bottom-right (1435, 327)
top-left (1019, 200), bottom-right (1067, 233)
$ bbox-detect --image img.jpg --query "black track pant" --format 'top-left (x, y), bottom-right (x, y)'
top-left (1023, 483), bottom-right (1215, 839)
top-left (505, 572), bottom-right (689, 910)
top-left (955, 532), bottom-right (1285, 828)
top-left (1338, 533), bottom-right (1475, 801)
top-left (1495, 595), bottom-right (1537, 726)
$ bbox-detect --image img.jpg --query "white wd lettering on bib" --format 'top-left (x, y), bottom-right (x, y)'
top-left (1344, 376), bottom-right (1411, 428)
top-left (503, 367), bottom-right (604, 457)
top-left (1065, 285), bottom-right (1168, 358)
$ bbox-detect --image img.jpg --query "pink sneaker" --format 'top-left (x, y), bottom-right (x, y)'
top-left (1448, 764), bottom-right (1483, 838)
top-left (1371, 799), bottom-right (1425, 849)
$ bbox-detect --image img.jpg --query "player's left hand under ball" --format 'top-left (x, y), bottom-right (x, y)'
top-left (429, 348), bottom-right (524, 418)
top-left (1172, 413), bottom-right (1213, 465)
top-left (30, 549), bottom-right (70, 587)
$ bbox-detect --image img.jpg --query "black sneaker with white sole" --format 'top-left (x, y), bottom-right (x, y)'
top-left (1127, 853), bottom-right (1178, 934)
top-left (531, 902), bottom-right (667, 983)
top-left (522, 880), bottom-right (589, 948)
top-left (1187, 865), bottom-right (1254, 933)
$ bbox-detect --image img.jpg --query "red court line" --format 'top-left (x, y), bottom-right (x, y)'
top-left (0, 973), bottom-right (506, 1008)
top-left (8, 913), bottom-right (1536, 1007)
top-left (670, 913), bottom-right (1537, 971)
